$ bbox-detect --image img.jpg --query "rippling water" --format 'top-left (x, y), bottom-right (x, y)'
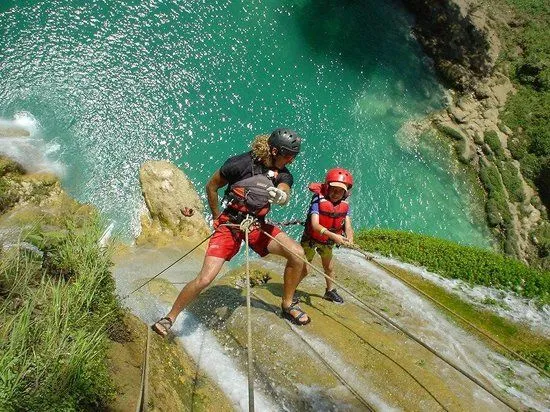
top-left (0, 0), bottom-right (489, 246)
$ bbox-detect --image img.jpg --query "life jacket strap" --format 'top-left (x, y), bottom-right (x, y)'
top-left (318, 210), bottom-right (347, 218)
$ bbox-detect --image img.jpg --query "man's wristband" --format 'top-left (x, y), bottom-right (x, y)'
top-left (319, 228), bottom-right (327, 235)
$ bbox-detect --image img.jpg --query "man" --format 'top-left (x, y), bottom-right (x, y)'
top-left (152, 128), bottom-right (310, 336)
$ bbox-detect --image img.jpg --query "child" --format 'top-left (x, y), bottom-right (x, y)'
top-left (300, 168), bottom-right (354, 303)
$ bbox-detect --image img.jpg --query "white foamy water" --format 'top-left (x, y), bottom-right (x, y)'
top-left (132, 299), bottom-right (278, 411)
top-left (0, 113), bottom-right (66, 176)
top-left (113, 247), bottom-right (279, 411)
top-left (336, 249), bottom-right (550, 411)
top-left (352, 251), bottom-right (550, 337)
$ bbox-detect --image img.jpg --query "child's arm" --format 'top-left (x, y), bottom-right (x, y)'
top-left (344, 216), bottom-right (354, 243)
top-left (310, 214), bottom-right (348, 245)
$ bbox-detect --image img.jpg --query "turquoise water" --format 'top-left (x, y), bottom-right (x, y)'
top-left (0, 0), bottom-right (489, 246)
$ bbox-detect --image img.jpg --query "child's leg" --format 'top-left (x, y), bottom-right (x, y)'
top-left (319, 245), bottom-right (344, 303)
top-left (318, 245), bottom-right (335, 290)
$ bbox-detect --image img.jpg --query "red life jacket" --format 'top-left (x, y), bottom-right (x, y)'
top-left (303, 182), bottom-right (349, 244)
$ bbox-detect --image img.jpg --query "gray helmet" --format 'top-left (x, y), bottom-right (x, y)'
top-left (268, 128), bottom-right (302, 156)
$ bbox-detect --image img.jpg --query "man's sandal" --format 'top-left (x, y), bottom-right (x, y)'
top-left (281, 303), bottom-right (311, 326)
top-left (151, 317), bottom-right (173, 336)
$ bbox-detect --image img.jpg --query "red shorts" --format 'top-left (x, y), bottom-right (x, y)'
top-left (206, 214), bottom-right (282, 261)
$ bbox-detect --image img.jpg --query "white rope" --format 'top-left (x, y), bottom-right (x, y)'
top-left (240, 216), bottom-right (256, 412)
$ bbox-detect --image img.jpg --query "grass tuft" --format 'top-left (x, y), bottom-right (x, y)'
top-left (0, 215), bottom-right (119, 410)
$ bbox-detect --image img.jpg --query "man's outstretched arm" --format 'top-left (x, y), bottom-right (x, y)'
top-left (206, 170), bottom-right (228, 219)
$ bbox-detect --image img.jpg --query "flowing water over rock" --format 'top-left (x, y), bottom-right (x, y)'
top-left (113, 246), bottom-right (550, 411)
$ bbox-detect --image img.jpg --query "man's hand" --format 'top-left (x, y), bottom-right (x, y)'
top-left (267, 186), bottom-right (288, 205)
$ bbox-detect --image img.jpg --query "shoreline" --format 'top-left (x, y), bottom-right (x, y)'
top-left (402, 0), bottom-right (549, 266)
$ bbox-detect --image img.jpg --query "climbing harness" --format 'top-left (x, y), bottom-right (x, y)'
top-left (260, 229), bottom-right (522, 412)
top-left (225, 174), bottom-right (274, 217)
top-left (344, 243), bottom-right (550, 380)
top-left (121, 233), bottom-right (214, 300)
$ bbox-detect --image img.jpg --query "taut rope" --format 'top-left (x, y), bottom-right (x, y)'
top-left (122, 233), bottom-right (213, 299)
top-left (345, 244), bottom-right (550, 379)
top-left (260, 229), bottom-right (520, 411)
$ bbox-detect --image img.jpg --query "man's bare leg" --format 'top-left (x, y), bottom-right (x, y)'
top-left (267, 232), bottom-right (308, 322)
top-left (165, 255), bottom-right (226, 322)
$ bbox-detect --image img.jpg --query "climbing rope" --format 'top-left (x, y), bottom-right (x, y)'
top-left (248, 289), bottom-right (379, 411)
top-left (121, 233), bottom-right (213, 300)
top-left (244, 217), bottom-right (256, 412)
top-left (260, 229), bottom-right (521, 412)
top-left (265, 218), bottom-right (305, 227)
top-left (225, 216), bottom-right (257, 412)
top-left (345, 244), bottom-right (550, 379)
top-left (136, 324), bottom-right (151, 412)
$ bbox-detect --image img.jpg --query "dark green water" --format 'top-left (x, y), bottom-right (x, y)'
top-left (0, 0), bottom-right (489, 246)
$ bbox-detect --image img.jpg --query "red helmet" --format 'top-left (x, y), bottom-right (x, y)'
top-left (325, 168), bottom-right (353, 189)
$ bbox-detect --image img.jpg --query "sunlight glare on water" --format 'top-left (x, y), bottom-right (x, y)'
top-left (0, 0), bottom-right (489, 246)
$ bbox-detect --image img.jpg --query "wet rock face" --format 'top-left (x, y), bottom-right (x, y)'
top-left (138, 160), bottom-right (210, 244)
top-left (403, 0), bottom-right (500, 90)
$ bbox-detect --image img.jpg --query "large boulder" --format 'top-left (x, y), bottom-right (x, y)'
top-left (138, 160), bottom-right (210, 245)
top-left (402, 0), bottom-right (500, 91)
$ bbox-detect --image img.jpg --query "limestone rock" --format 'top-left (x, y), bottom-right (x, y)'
top-left (0, 125), bottom-right (30, 138)
top-left (474, 83), bottom-right (491, 99)
top-left (448, 105), bottom-right (468, 123)
top-left (138, 160), bottom-right (210, 245)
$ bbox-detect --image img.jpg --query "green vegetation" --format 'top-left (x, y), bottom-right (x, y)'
top-left (498, 160), bottom-right (526, 203)
top-left (356, 229), bottom-right (550, 304)
top-left (435, 122), bottom-right (466, 141)
top-left (484, 131), bottom-right (506, 160)
top-left (499, 1), bottom-right (550, 209)
top-left (533, 222), bottom-right (550, 259)
top-left (479, 162), bottom-right (512, 226)
top-left (477, 159), bottom-right (523, 256)
top-left (0, 215), bottom-right (119, 410)
top-left (0, 157), bottom-right (22, 212)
